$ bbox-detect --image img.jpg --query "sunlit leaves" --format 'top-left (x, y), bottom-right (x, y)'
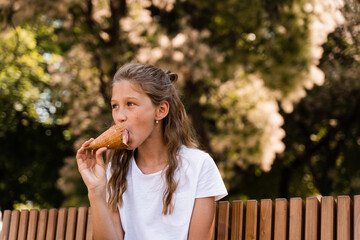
top-left (206, 73), bottom-right (285, 174)
top-left (0, 26), bottom-right (50, 133)
top-left (272, 0), bottom-right (360, 197)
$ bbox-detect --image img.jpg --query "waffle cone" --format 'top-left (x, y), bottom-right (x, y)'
top-left (84, 124), bottom-right (129, 150)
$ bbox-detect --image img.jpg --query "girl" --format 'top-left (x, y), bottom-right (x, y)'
top-left (76, 63), bottom-right (227, 240)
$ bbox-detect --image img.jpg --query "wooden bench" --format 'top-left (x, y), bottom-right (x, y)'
top-left (1, 195), bottom-right (359, 240)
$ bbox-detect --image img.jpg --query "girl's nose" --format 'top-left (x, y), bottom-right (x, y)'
top-left (114, 109), bottom-right (127, 124)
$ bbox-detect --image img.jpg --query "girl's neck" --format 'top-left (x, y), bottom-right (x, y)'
top-left (135, 139), bottom-right (168, 174)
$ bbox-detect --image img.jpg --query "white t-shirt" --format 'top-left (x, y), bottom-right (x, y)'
top-left (106, 145), bottom-right (228, 240)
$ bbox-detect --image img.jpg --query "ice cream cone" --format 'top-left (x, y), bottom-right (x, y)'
top-left (84, 124), bottom-right (129, 150)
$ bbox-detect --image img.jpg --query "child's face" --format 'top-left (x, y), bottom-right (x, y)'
top-left (111, 80), bottom-right (158, 150)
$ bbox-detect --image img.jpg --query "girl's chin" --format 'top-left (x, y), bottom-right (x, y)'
top-left (125, 143), bottom-right (135, 150)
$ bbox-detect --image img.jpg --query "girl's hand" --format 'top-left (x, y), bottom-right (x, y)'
top-left (76, 138), bottom-right (108, 196)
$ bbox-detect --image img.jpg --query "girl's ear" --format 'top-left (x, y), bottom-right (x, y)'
top-left (155, 100), bottom-right (169, 121)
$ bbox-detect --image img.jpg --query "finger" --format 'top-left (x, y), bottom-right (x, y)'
top-left (82, 138), bottom-right (94, 148)
top-left (95, 147), bottom-right (107, 166)
top-left (76, 153), bottom-right (88, 169)
top-left (76, 148), bottom-right (86, 162)
top-left (77, 148), bottom-right (89, 162)
top-left (82, 139), bottom-right (96, 160)
top-left (77, 142), bottom-right (95, 167)
top-left (77, 138), bottom-right (94, 156)
top-left (76, 156), bottom-right (87, 170)
top-left (85, 149), bottom-right (94, 162)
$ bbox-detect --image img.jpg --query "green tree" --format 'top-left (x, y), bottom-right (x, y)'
top-left (227, 0), bottom-right (360, 200)
top-left (0, 26), bottom-right (73, 210)
top-left (0, 116), bottom-right (73, 209)
top-left (276, 0), bottom-right (360, 198)
top-left (0, 0), bottom-right (349, 208)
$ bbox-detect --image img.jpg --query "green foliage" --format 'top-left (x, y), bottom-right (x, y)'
top-left (0, 27), bottom-right (49, 135)
top-left (169, 0), bottom-right (312, 95)
top-left (0, 114), bottom-right (73, 209)
top-left (0, 25), bottom-right (74, 209)
top-left (228, 0), bottom-right (360, 199)
top-left (0, 0), bottom-right (355, 209)
top-left (276, 22), bottom-right (360, 197)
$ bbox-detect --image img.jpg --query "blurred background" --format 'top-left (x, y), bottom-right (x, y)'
top-left (0, 0), bottom-right (359, 211)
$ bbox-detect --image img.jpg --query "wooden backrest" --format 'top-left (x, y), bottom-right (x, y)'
top-left (0, 207), bottom-right (92, 240)
top-left (215, 195), bottom-right (360, 240)
top-left (1, 195), bottom-right (359, 240)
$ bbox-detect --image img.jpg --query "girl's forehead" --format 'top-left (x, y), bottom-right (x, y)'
top-left (112, 80), bottom-right (147, 98)
top-left (113, 80), bottom-right (143, 93)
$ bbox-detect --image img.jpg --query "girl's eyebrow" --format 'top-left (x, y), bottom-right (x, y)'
top-left (111, 96), bottom-right (138, 102)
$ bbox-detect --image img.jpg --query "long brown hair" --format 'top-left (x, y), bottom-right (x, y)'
top-left (106, 63), bottom-right (198, 214)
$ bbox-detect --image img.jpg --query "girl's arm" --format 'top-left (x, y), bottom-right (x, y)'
top-left (88, 191), bottom-right (124, 240)
top-left (110, 205), bottom-right (125, 239)
top-left (76, 139), bottom-right (124, 240)
top-left (188, 197), bottom-right (216, 240)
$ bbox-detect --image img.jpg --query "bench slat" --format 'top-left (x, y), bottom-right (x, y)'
top-left (354, 195), bottom-right (360, 240)
top-left (27, 209), bottom-right (39, 240)
top-left (337, 195), bottom-right (351, 240)
top-left (259, 199), bottom-right (272, 240)
top-left (305, 197), bottom-right (319, 240)
top-left (274, 198), bottom-right (287, 240)
top-left (85, 208), bottom-right (93, 240)
top-left (230, 200), bottom-right (243, 240)
top-left (217, 201), bottom-right (230, 240)
top-left (18, 210), bottom-right (29, 240)
top-left (8, 210), bottom-right (20, 240)
top-left (76, 207), bottom-right (88, 240)
top-left (244, 200), bottom-right (258, 240)
top-left (37, 209), bottom-right (48, 240)
top-left (289, 197), bottom-right (303, 240)
top-left (56, 208), bottom-right (67, 240)
top-left (65, 208), bottom-right (77, 240)
top-left (46, 208), bottom-right (57, 240)
top-left (320, 196), bottom-right (334, 240)
top-left (0, 210), bottom-right (11, 240)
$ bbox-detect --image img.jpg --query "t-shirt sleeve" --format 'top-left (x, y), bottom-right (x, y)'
top-left (195, 154), bottom-right (228, 201)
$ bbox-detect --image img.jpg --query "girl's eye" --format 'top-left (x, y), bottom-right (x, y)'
top-left (111, 104), bottom-right (118, 109)
top-left (127, 102), bottom-right (135, 107)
